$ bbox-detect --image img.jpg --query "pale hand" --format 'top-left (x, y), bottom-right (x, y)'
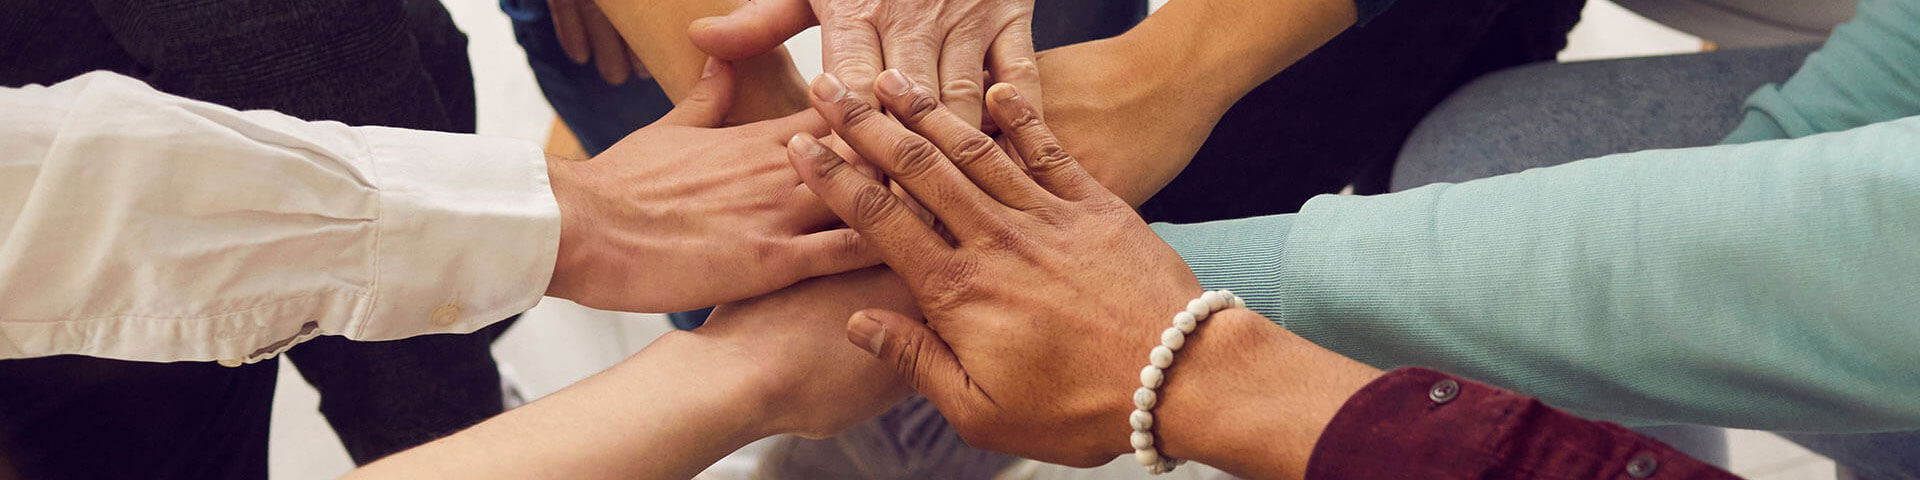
top-left (545, 59), bottom-right (879, 313)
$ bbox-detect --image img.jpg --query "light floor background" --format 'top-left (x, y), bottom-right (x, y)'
top-left (265, 1), bottom-right (1841, 478)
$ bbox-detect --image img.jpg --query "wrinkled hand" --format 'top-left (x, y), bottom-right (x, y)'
top-left (696, 267), bottom-right (914, 438)
top-left (548, 0), bottom-right (649, 85)
top-left (688, 0), bottom-right (1039, 127)
top-left (545, 60), bottom-right (878, 313)
top-left (784, 71), bottom-right (1205, 466)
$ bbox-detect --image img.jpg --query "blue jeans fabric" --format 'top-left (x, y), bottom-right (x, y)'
top-left (1392, 43), bottom-right (1919, 476)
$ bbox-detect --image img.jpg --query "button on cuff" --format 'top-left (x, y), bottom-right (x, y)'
top-left (1428, 379), bottom-right (1460, 404)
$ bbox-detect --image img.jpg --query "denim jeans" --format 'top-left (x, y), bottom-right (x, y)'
top-left (0, 1), bottom-right (511, 477)
top-left (1393, 43), bottom-right (1919, 477)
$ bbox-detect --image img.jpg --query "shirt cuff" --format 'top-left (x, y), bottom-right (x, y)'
top-left (1307, 368), bottom-right (1738, 479)
top-left (345, 126), bottom-right (560, 340)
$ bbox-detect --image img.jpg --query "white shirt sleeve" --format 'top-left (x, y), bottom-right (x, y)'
top-left (0, 71), bottom-right (561, 364)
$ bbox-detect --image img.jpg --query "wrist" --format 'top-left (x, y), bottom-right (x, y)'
top-left (545, 155), bottom-right (592, 300)
top-left (1153, 308), bottom-right (1381, 479)
top-left (621, 331), bottom-right (781, 444)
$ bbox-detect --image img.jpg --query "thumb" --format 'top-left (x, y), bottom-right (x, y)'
top-left (688, 0), bottom-right (817, 61)
top-left (659, 58), bottom-right (736, 127)
top-left (848, 309), bottom-right (971, 404)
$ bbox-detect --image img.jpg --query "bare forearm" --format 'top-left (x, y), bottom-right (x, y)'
top-left (1037, 0), bottom-right (1358, 204)
top-left (593, 0), bottom-right (809, 121)
top-left (1131, 0), bottom-right (1355, 110)
top-left (349, 333), bottom-right (768, 480)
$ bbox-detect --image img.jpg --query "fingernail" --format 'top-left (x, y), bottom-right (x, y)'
top-left (989, 83), bottom-right (1020, 105)
top-left (811, 74), bottom-right (849, 102)
top-left (876, 69), bottom-right (912, 97)
top-left (787, 133), bottom-right (825, 158)
top-left (701, 58), bottom-right (722, 79)
top-left (847, 313), bottom-right (886, 356)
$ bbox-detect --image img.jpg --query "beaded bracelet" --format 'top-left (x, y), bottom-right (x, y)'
top-left (1131, 289), bottom-right (1244, 475)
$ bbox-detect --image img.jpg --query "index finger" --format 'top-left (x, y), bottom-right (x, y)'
top-left (786, 134), bottom-right (951, 280)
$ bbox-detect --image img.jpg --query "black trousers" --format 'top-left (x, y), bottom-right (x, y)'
top-left (0, 1), bottom-right (512, 478)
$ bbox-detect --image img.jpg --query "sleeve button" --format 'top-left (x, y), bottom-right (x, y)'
top-left (431, 304), bottom-right (461, 326)
top-left (1428, 379), bottom-right (1460, 404)
top-left (1626, 453), bottom-right (1659, 478)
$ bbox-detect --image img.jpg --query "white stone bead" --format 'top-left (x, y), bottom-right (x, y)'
top-left (1140, 365), bottom-right (1164, 389)
top-left (1185, 298), bottom-right (1210, 318)
top-left (1131, 431), bottom-right (1155, 450)
top-left (1130, 409), bottom-right (1154, 431)
top-left (1202, 291), bottom-right (1225, 311)
top-left (1232, 295), bottom-right (1247, 309)
top-left (1135, 448), bottom-right (1161, 467)
top-left (1134, 387), bottom-right (1158, 410)
top-left (1150, 346), bottom-right (1174, 368)
top-left (1173, 312), bottom-right (1197, 333)
top-left (1161, 327), bottom-right (1186, 351)
top-left (1218, 288), bottom-right (1233, 298)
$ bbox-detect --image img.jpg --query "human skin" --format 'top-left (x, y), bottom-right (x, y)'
top-left (588, 0), bottom-right (811, 123)
top-left (349, 268), bottom-right (914, 480)
top-left (543, 59), bottom-right (877, 313)
top-left (789, 73), bottom-right (1384, 479)
top-left (686, 0), bottom-right (1042, 129)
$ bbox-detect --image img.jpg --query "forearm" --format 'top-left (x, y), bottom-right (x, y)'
top-left (1034, 0), bottom-right (1355, 204)
top-left (1157, 115), bottom-right (1920, 431)
top-left (1723, 0), bottom-right (1920, 143)
top-left (594, 0), bottom-right (808, 121)
top-left (0, 72), bottom-right (553, 363)
top-left (350, 332), bottom-right (769, 479)
top-left (1124, 0), bottom-right (1355, 116)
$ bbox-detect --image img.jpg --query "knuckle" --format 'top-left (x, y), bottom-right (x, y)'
top-left (940, 78), bottom-right (984, 106)
top-left (887, 136), bottom-right (946, 178)
top-left (923, 257), bottom-right (983, 310)
top-left (974, 222), bottom-right (1027, 252)
top-left (947, 134), bottom-right (998, 168)
top-left (850, 183), bottom-right (899, 225)
top-left (1026, 141), bottom-right (1074, 171)
top-left (897, 89), bottom-right (944, 125)
top-left (996, 56), bottom-right (1041, 83)
top-left (835, 94), bottom-right (883, 126)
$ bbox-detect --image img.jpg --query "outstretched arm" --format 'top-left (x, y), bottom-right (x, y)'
top-left (350, 268), bottom-right (912, 479)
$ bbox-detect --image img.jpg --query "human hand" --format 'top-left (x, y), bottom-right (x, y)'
top-left (694, 267), bottom-right (914, 438)
top-left (548, 0), bottom-right (649, 85)
top-left (785, 70), bottom-right (1201, 465)
top-left (788, 72), bottom-right (1381, 476)
top-left (687, 0), bottom-right (1039, 127)
top-left (544, 60), bottom-right (878, 313)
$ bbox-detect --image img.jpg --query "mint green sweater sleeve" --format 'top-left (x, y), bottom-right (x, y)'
top-left (1154, 118), bottom-right (1920, 432)
top-left (1723, 0), bottom-right (1920, 143)
top-left (1153, 0), bottom-right (1920, 432)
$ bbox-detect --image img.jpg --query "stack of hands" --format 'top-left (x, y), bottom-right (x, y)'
top-left (520, 0), bottom-right (1378, 476)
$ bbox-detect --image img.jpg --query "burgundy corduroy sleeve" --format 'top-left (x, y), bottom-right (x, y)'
top-left (1306, 368), bottom-right (1741, 480)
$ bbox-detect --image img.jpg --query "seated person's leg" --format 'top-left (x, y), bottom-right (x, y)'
top-left (1392, 44), bottom-right (1819, 190)
top-left (1390, 43), bottom-right (1825, 467)
top-left (0, 357), bottom-right (277, 479)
